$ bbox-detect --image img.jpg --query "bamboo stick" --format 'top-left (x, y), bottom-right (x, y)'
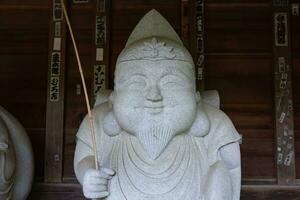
top-left (60, 0), bottom-right (99, 173)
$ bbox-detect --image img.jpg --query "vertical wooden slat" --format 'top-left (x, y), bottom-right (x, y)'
top-left (181, 0), bottom-right (190, 49)
top-left (273, 1), bottom-right (296, 185)
top-left (45, 0), bottom-right (67, 182)
top-left (91, 0), bottom-right (111, 104)
top-left (190, 0), bottom-right (205, 91)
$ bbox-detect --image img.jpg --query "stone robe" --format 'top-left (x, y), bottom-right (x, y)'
top-left (75, 102), bottom-right (240, 200)
top-left (0, 106), bottom-right (34, 200)
top-left (0, 118), bottom-right (15, 200)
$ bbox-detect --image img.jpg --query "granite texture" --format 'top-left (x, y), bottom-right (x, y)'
top-left (74, 9), bottom-right (241, 200)
top-left (0, 106), bottom-right (34, 200)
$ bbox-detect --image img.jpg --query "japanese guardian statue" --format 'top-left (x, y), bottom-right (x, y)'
top-left (0, 106), bottom-right (34, 200)
top-left (74, 9), bottom-right (241, 200)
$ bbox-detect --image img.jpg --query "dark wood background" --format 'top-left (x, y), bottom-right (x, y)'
top-left (0, 0), bottom-right (299, 199)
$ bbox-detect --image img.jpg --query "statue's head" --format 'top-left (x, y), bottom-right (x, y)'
top-left (105, 10), bottom-right (208, 159)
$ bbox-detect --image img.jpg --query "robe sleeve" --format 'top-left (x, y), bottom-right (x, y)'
top-left (76, 115), bottom-right (94, 150)
top-left (75, 104), bottom-right (116, 165)
top-left (74, 115), bottom-right (95, 170)
top-left (205, 112), bottom-right (241, 166)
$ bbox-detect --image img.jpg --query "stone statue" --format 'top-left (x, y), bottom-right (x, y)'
top-left (0, 106), bottom-right (34, 200)
top-left (74, 10), bottom-right (241, 200)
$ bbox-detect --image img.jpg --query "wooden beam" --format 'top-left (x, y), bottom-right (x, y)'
top-left (272, 1), bottom-right (296, 185)
top-left (27, 182), bottom-right (300, 200)
top-left (181, 0), bottom-right (190, 49)
top-left (45, 0), bottom-right (67, 182)
top-left (91, 0), bottom-right (110, 104)
top-left (190, 0), bottom-right (205, 91)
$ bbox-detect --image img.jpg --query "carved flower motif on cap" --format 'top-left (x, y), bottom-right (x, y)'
top-left (126, 38), bottom-right (176, 60)
top-left (118, 37), bottom-right (192, 62)
top-left (141, 38), bottom-right (176, 59)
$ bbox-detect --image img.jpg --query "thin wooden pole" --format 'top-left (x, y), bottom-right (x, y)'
top-left (60, 0), bottom-right (99, 171)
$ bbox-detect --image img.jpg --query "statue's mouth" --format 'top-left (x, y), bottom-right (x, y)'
top-left (144, 106), bottom-right (164, 114)
top-left (144, 102), bottom-right (164, 115)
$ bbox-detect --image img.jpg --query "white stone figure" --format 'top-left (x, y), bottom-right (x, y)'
top-left (0, 106), bottom-right (34, 200)
top-left (74, 9), bottom-right (241, 200)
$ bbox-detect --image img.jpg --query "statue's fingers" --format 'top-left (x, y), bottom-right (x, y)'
top-left (99, 170), bottom-right (114, 179)
top-left (85, 191), bottom-right (109, 199)
top-left (101, 167), bottom-right (115, 176)
top-left (90, 176), bottom-right (108, 185)
top-left (87, 169), bottom-right (102, 177)
top-left (86, 184), bottom-right (107, 192)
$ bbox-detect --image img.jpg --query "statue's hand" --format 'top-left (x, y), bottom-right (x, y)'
top-left (83, 167), bottom-right (115, 199)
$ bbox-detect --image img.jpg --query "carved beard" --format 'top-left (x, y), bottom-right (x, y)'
top-left (135, 120), bottom-right (175, 160)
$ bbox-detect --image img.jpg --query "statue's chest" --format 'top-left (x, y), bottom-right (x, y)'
top-left (106, 135), bottom-right (208, 200)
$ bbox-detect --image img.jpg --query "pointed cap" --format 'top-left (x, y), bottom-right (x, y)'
top-left (125, 9), bottom-right (183, 47)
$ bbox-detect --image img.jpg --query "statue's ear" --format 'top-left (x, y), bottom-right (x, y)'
top-left (103, 111), bottom-right (122, 137)
top-left (188, 105), bottom-right (210, 137)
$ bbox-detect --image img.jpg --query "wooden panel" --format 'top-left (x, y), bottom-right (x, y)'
top-left (91, 0), bottom-right (111, 100)
top-left (63, 130), bottom-right (79, 179)
top-left (0, 1), bottom-right (49, 179)
top-left (45, 0), bottom-right (68, 182)
top-left (190, 0), bottom-right (205, 90)
top-left (63, 2), bottom-right (94, 181)
top-left (28, 183), bottom-right (84, 200)
top-left (241, 185), bottom-right (300, 200)
top-left (205, 55), bottom-right (272, 77)
top-left (204, 1), bottom-right (275, 179)
top-left (295, 56), bottom-right (300, 178)
top-left (292, 1), bottom-right (300, 179)
top-left (272, 5), bottom-right (296, 184)
top-left (28, 130), bottom-right (46, 180)
top-left (205, 2), bottom-right (272, 53)
top-left (27, 183), bottom-right (300, 200)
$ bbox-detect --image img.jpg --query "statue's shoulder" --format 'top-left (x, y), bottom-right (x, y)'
top-left (92, 102), bottom-right (112, 123)
top-left (200, 90), bottom-right (229, 127)
top-left (189, 102), bottom-right (233, 138)
top-left (200, 103), bottom-right (240, 164)
top-left (202, 103), bottom-right (229, 128)
top-left (202, 102), bottom-right (240, 141)
top-left (202, 102), bottom-right (240, 142)
top-left (77, 102), bottom-right (111, 140)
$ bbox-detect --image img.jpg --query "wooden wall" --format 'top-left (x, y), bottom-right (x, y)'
top-left (0, 0), bottom-right (50, 179)
top-left (292, 0), bottom-right (300, 179)
top-left (0, 0), bottom-right (300, 199)
top-left (63, 2), bottom-right (94, 182)
top-left (204, 1), bottom-right (275, 179)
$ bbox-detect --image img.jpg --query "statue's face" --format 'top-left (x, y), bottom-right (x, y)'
top-left (112, 59), bottom-right (197, 159)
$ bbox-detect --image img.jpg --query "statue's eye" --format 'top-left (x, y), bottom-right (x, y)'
top-left (125, 75), bottom-right (146, 90)
top-left (160, 75), bottom-right (186, 89)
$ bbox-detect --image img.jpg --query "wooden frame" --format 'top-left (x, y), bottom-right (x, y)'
top-left (189, 0), bottom-right (297, 185)
top-left (91, 0), bottom-right (110, 104)
top-left (273, 2), bottom-right (296, 185)
top-left (190, 0), bottom-right (205, 91)
top-left (45, 0), bottom-right (67, 183)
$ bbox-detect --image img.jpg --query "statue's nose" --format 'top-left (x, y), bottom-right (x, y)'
top-left (145, 85), bottom-right (162, 102)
